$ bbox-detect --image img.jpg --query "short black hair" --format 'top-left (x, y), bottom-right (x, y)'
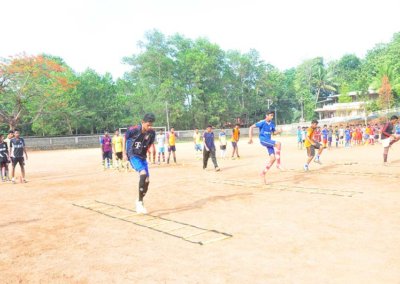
top-left (143, 113), bottom-right (156, 123)
top-left (311, 119), bottom-right (318, 124)
top-left (390, 115), bottom-right (398, 120)
top-left (266, 110), bottom-right (274, 115)
top-left (207, 125), bottom-right (212, 128)
top-left (8, 130), bottom-right (14, 134)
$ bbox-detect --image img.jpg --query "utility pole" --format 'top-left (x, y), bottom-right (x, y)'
top-left (165, 101), bottom-right (170, 131)
top-left (267, 99), bottom-right (273, 110)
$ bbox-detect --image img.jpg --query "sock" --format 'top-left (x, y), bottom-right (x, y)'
top-left (316, 154), bottom-right (320, 160)
top-left (138, 174), bottom-right (147, 201)
top-left (384, 154), bottom-right (388, 163)
top-left (174, 157), bottom-right (176, 163)
top-left (276, 149), bottom-right (281, 166)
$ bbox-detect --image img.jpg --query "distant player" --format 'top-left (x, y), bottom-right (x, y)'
top-left (166, 127), bottom-right (178, 164)
top-left (3, 130), bottom-right (13, 181)
top-left (9, 130), bottom-right (28, 183)
top-left (296, 126), bottom-right (303, 149)
top-left (334, 126), bottom-right (340, 148)
top-left (345, 126), bottom-right (351, 147)
top-left (219, 128), bottom-right (227, 159)
top-left (203, 125), bottom-right (220, 171)
top-left (321, 125), bottom-right (328, 148)
top-left (231, 124), bottom-right (240, 159)
top-left (112, 129), bottom-right (124, 170)
top-left (303, 120), bottom-right (324, 171)
top-left (327, 125), bottom-right (333, 148)
top-left (248, 110), bottom-right (283, 183)
top-left (156, 129), bottom-right (166, 164)
top-left (100, 131), bottom-right (113, 169)
top-left (0, 134), bottom-right (10, 182)
top-left (193, 128), bottom-right (202, 159)
top-left (381, 115), bottom-right (400, 165)
top-left (123, 113), bottom-right (156, 214)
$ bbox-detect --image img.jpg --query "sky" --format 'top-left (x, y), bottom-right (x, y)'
top-left (2, 0), bottom-right (399, 78)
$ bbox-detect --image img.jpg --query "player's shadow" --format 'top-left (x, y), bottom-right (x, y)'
top-left (150, 192), bottom-right (252, 216)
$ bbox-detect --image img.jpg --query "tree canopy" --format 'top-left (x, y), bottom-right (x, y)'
top-left (1, 31), bottom-right (400, 135)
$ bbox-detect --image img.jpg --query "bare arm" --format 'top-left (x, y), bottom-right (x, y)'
top-left (248, 124), bottom-right (256, 144)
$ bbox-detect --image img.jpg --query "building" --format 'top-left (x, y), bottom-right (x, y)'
top-left (315, 90), bottom-right (378, 120)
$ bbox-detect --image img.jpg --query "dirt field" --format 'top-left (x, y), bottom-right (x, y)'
top-left (1, 136), bottom-right (399, 283)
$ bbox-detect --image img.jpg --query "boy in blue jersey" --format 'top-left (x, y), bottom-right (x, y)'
top-left (248, 110), bottom-right (282, 183)
top-left (123, 113), bottom-right (156, 214)
top-left (345, 126), bottom-right (351, 147)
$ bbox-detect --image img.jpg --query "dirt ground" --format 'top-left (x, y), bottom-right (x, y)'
top-left (1, 136), bottom-right (399, 283)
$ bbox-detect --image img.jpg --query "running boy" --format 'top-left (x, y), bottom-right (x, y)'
top-left (123, 113), bottom-right (156, 214)
top-left (381, 115), bottom-right (400, 165)
top-left (303, 120), bottom-right (324, 171)
top-left (248, 110), bottom-right (283, 183)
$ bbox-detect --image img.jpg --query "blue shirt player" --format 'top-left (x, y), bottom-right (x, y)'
top-left (123, 113), bottom-right (156, 214)
top-left (249, 110), bottom-right (283, 183)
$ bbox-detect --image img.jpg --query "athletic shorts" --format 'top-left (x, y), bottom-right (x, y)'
top-left (115, 152), bottom-right (123, 160)
top-left (323, 138), bottom-right (328, 144)
top-left (306, 146), bottom-right (316, 157)
top-left (194, 144), bottom-right (202, 151)
top-left (328, 137), bottom-right (332, 142)
top-left (0, 161), bottom-right (8, 167)
top-left (103, 151), bottom-right (112, 160)
top-left (231, 141), bottom-right (237, 148)
top-left (158, 146), bottom-right (165, 153)
top-left (297, 137), bottom-right (302, 143)
top-left (220, 145), bottom-right (226, 150)
top-left (382, 138), bottom-right (391, 148)
top-left (168, 146), bottom-right (176, 152)
top-left (260, 140), bottom-right (276, 156)
top-left (129, 156), bottom-right (149, 176)
top-left (12, 157), bottom-right (25, 167)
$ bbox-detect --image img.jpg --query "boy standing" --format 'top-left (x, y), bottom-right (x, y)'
top-left (112, 129), bottom-right (124, 170)
top-left (156, 129), bottom-right (166, 164)
top-left (219, 129), bottom-right (227, 159)
top-left (3, 130), bottom-right (13, 181)
top-left (231, 124), bottom-right (240, 159)
top-left (166, 128), bottom-right (178, 164)
top-left (123, 113), bottom-right (156, 214)
top-left (203, 125), bottom-right (220, 171)
top-left (9, 130), bottom-right (28, 183)
top-left (193, 128), bottom-right (202, 159)
top-left (0, 134), bottom-right (10, 182)
top-left (101, 131), bottom-right (113, 169)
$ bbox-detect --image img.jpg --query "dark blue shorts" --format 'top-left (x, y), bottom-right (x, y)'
top-left (260, 140), bottom-right (276, 155)
top-left (168, 145), bottom-right (176, 152)
top-left (129, 156), bottom-right (149, 176)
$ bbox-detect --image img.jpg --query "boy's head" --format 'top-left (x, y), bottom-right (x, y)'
top-left (323, 124), bottom-right (327, 128)
top-left (235, 123), bottom-right (240, 128)
top-left (159, 129), bottom-right (164, 134)
top-left (206, 125), bottom-right (212, 132)
top-left (311, 119), bottom-right (318, 129)
top-left (265, 110), bottom-right (274, 121)
top-left (142, 113), bottom-right (155, 131)
top-left (104, 131), bottom-right (109, 137)
top-left (114, 129), bottom-right (119, 136)
top-left (7, 130), bottom-right (14, 138)
top-left (390, 115), bottom-right (398, 124)
top-left (14, 130), bottom-right (20, 138)
top-left (195, 128), bottom-right (199, 133)
top-left (170, 127), bottom-right (175, 133)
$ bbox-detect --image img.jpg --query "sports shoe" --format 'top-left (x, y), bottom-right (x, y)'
top-left (11, 178), bottom-right (16, 184)
top-left (314, 159), bottom-right (322, 164)
top-left (215, 167), bottom-right (221, 172)
top-left (303, 164), bottom-right (309, 171)
top-left (276, 164), bottom-right (285, 170)
top-left (260, 170), bottom-right (266, 177)
top-left (136, 200), bottom-right (147, 214)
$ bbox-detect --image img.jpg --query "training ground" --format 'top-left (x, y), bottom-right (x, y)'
top-left (1, 136), bottom-right (399, 283)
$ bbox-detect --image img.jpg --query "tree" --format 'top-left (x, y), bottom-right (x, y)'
top-left (0, 54), bottom-right (76, 131)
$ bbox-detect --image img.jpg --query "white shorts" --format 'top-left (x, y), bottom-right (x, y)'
top-left (382, 138), bottom-right (391, 148)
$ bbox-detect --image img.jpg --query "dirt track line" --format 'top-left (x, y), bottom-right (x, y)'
top-left (209, 179), bottom-right (363, 197)
top-left (72, 200), bottom-right (233, 246)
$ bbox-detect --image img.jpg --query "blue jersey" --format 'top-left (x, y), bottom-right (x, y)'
top-left (345, 129), bottom-right (351, 139)
top-left (255, 120), bottom-right (275, 142)
top-left (321, 128), bottom-right (328, 139)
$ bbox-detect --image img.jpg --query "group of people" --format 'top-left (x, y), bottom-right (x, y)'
top-left (297, 122), bottom-right (400, 150)
top-left (0, 129), bottom-right (28, 183)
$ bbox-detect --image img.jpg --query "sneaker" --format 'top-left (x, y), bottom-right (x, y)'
top-left (136, 201), bottom-right (147, 214)
top-left (11, 179), bottom-right (16, 184)
top-left (276, 165), bottom-right (285, 170)
top-left (314, 159), bottom-right (322, 164)
top-left (215, 167), bottom-right (221, 172)
top-left (303, 164), bottom-right (309, 171)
